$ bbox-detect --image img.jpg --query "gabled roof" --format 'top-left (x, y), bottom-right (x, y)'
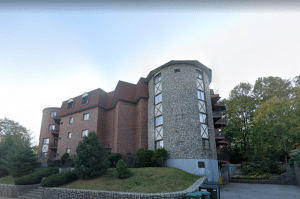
top-left (144, 60), bottom-right (212, 83)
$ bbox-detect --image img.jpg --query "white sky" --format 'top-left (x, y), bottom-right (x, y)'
top-left (1, 2), bottom-right (300, 146)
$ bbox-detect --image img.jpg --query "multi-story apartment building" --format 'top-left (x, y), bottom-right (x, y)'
top-left (38, 60), bottom-right (224, 181)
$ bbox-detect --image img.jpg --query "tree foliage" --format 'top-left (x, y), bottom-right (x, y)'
top-left (223, 76), bottom-right (300, 163)
top-left (73, 131), bottom-right (109, 179)
top-left (0, 118), bottom-right (39, 177)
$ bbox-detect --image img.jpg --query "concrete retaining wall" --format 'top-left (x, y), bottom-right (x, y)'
top-left (1, 177), bottom-right (208, 198)
top-left (220, 164), bottom-right (238, 182)
top-left (0, 183), bottom-right (41, 198)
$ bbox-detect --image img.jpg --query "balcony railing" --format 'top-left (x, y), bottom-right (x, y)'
top-left (49, 143), bottom-right (57, 150)
top-left (213, 111), bottom-right (223, 117)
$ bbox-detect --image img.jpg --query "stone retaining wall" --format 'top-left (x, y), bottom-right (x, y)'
top-left (0, 183), bottom-right (41, 198)
top-left (42, 177), bottom-right (207, 199)
top-left (0, 177), bottom-right (208, 199)
top-left (220, 164), bottom-right (238, 182)
top-left (294, 161), bottom-right (300, 187)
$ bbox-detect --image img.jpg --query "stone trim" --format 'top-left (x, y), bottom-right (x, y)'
top-left (294, 161), bottom-right (300, 187)
top-left (0, 183), bottom-right (41, 198)
top-left (1, 177), bottom-right (207, 199)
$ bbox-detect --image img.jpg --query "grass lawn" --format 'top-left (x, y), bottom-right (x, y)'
top-left (0, 175), bottom-right (17, 184)
top-left (60, 167), bottom-right (201, 193)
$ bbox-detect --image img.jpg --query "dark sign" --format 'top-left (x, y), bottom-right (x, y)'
top-left (198, 162), bottom-right (205, 168)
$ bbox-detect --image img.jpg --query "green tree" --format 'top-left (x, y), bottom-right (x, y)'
top-left (60, 152), bottom-right (70, 167)
top-left (73, 131), bottom-right (109, 179)
top-left (116, 159), bottom-right (132, 179)
top-left (0, 118), bottom-right (38, 177)
top-left (221, 83), bottom-right (256, 161)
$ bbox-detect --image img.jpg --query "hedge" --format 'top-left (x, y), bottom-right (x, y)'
top-left (14, 167), bottom-right (59, 185)
top-left (41, 171), bottom-right (78, 187)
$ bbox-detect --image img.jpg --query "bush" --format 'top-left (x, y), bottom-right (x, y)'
top-left (252, 153), bottom-right (262, 162)
top-left (151, 148), bottom-right (168, 167)
top-left (15, 167), bottom-right (59, 185)
top-left (116, 159), bottom-right (132, 179)
top-left (123, 153), bottom-right (140, 168)
top-left (52, 160), bottom-right (61, 167)
top-left (0, 168), bottom-right (9, 178)
top-left (66, 158), bottom-right (75, 167)
top-left (136, 149), bottom-right (154, 167)
top-left (289, 148), bottom-right (300, 167)
top-left (266, 161), bottom-right (282, 175)
top-left (60, 153), bottom-right (70, 167)
top-left (108, 153), bottom-right (122, 168)
top-left (41, 171), bottom-right (78, 187)
top-left (74, 131), bottom-right (109, 179)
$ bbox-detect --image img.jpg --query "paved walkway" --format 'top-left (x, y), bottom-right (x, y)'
top-left (220, 182), bottom-right (300, 199)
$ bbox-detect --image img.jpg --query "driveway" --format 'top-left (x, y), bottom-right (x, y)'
top-left (220, 182), bottom-right (300, 199)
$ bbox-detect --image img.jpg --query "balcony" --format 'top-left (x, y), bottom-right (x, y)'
top-left (51, 130), bottom-right (59, 137)
top-left (49, 143), bottom-right (57, 150)
top-left (53, 116), bottom-right (61, 124)
top-left (213, 111), bottom-right (223, 117)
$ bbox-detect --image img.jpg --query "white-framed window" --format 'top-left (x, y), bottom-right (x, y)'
top-left (154, 73), bottom-right (161, 84)
top-left (49, 125), bottom-right (55, 131)
top-left (82, 130), bottom-right (88, 137)
top-left (68, 102), bottom-right (73, 109)
top-left (197, 90), bottom-right (205, 101)
top-left (196, 70), bottom-right (203, 79)
top-left (82, 93), bottom-right (88, 105)
top-left (42, 152), bottom-right (47, 158)
top-left (155, 115), bottom-right (163, 126)
top-left (50, 112), bottom-right (56, 117)
top-left (155, 93), bottom-right (162, 105)
top-left (155, 140), bottom-right (163, 149)
top-left (68, 132), bottom-right (72, 139)
top-left (69, 117), bottom-right (73, 124)
top-left (202, 139), bottom-right (210, 149)
top-left (66, 148), bottom-right (70, 154)
top-left (83, 113), bottom-right (89, 121)
top-left (199, 113), bottom-right (207, 124)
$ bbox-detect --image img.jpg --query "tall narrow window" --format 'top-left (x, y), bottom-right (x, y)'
top-left (68, 132), bottom-right (72, 139)
top-left (54, 139), bottom-right (58, 146)
top-left (50, 112), bottom-right (56, 117)
top-left (69, 117), bottom-right (73, 124)
top-left (83, 113), bottom-right (89, 121)
top-left (155, 93), bottom-right (162, 104)
top-left (81, 93), bottom-right (88, 105)
top-left (154, 73), bottom-right (164, 149)
top-left (42, 138), bottom-right (49, 158)
top-left (66, 148), bottom-right (70, 154)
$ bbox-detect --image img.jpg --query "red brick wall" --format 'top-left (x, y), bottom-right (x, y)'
top-left (38, 108), bottom-right (60, 165)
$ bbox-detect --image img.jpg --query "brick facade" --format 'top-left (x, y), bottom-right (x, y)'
top-left (38, 60), bottom-right (220, 181)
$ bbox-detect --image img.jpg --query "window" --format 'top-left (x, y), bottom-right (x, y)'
top-left (199, 113), bottom-right (207, 124)
top-left (202, 139), bottom-right (210, 149)
top-left (49, 125), bottom-right (55, 131)
top-left (154, 73), bottom-right (161, 84)
top-left (197, 90), bottom-right (205, 101)
top-left (174, 69), bottom-right (180, 73)
top-left (43, 138), bottom-right (49, 144)
top-left (155, 140), bottom-right (163, 149)
top-left (68, 132), bottom-right (72, 139)
top-left (50, 112), bottom-right (56, 117)
top-left (68, 102), bottom-right (73, 109)
top-left (155, 115), bottom-right (163, 126)
top-left (83, 113), bottom-right (89, 121)
top-left (69, 117), bottom-right (73, 124)
top-left (54, 139), bottom-right (58, 146)
top-left (68, 99), bottom-right (74, 109)
top-left (42, 152), bottom-right (47, 158)
top-left (196, 70), bottom-right (203, 79)
top-left (66, 148), bottom-right (70, 153)
top-left (155, 93), bottom-right (162, 105)
top-left (81, 93), bottom-right (88, 105)
top-left (106, 148), bottom-right (112, 152)
top-left (82, 130), bottom-right (88, 137)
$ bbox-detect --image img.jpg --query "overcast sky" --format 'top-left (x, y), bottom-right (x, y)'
top-left (1, 1), bottom-right (300, 146)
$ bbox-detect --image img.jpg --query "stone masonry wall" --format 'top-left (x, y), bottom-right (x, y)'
top-left (294, 161), bottom-right (300, 187)
top-left (41, 177), bottom-right (208, 199)
top-left (0, 184), bottom-right (41, 198)
top-left (148, 64), bottom-right (217, 160)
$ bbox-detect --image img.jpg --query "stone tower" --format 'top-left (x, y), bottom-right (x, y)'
top-left (145, 60), bottom-right (219, 182)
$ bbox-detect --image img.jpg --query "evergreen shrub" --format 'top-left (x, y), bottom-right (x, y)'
top-left (124, 153), bottom-right (140, 168)
top-left (14, 167), bottom-right (59, 185)
top-left (108, 153), bottom-right (122, 168)
top-left (152, 148), bottom-right (168, 167)
top-left (116, 159), bottom-right (132, 179)
top-left (60, 152), bottom-right (70, 167)
top-left (41, 171), bottom-right (78, 187)
top-left (136, 149), bottom-right (154, 167)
